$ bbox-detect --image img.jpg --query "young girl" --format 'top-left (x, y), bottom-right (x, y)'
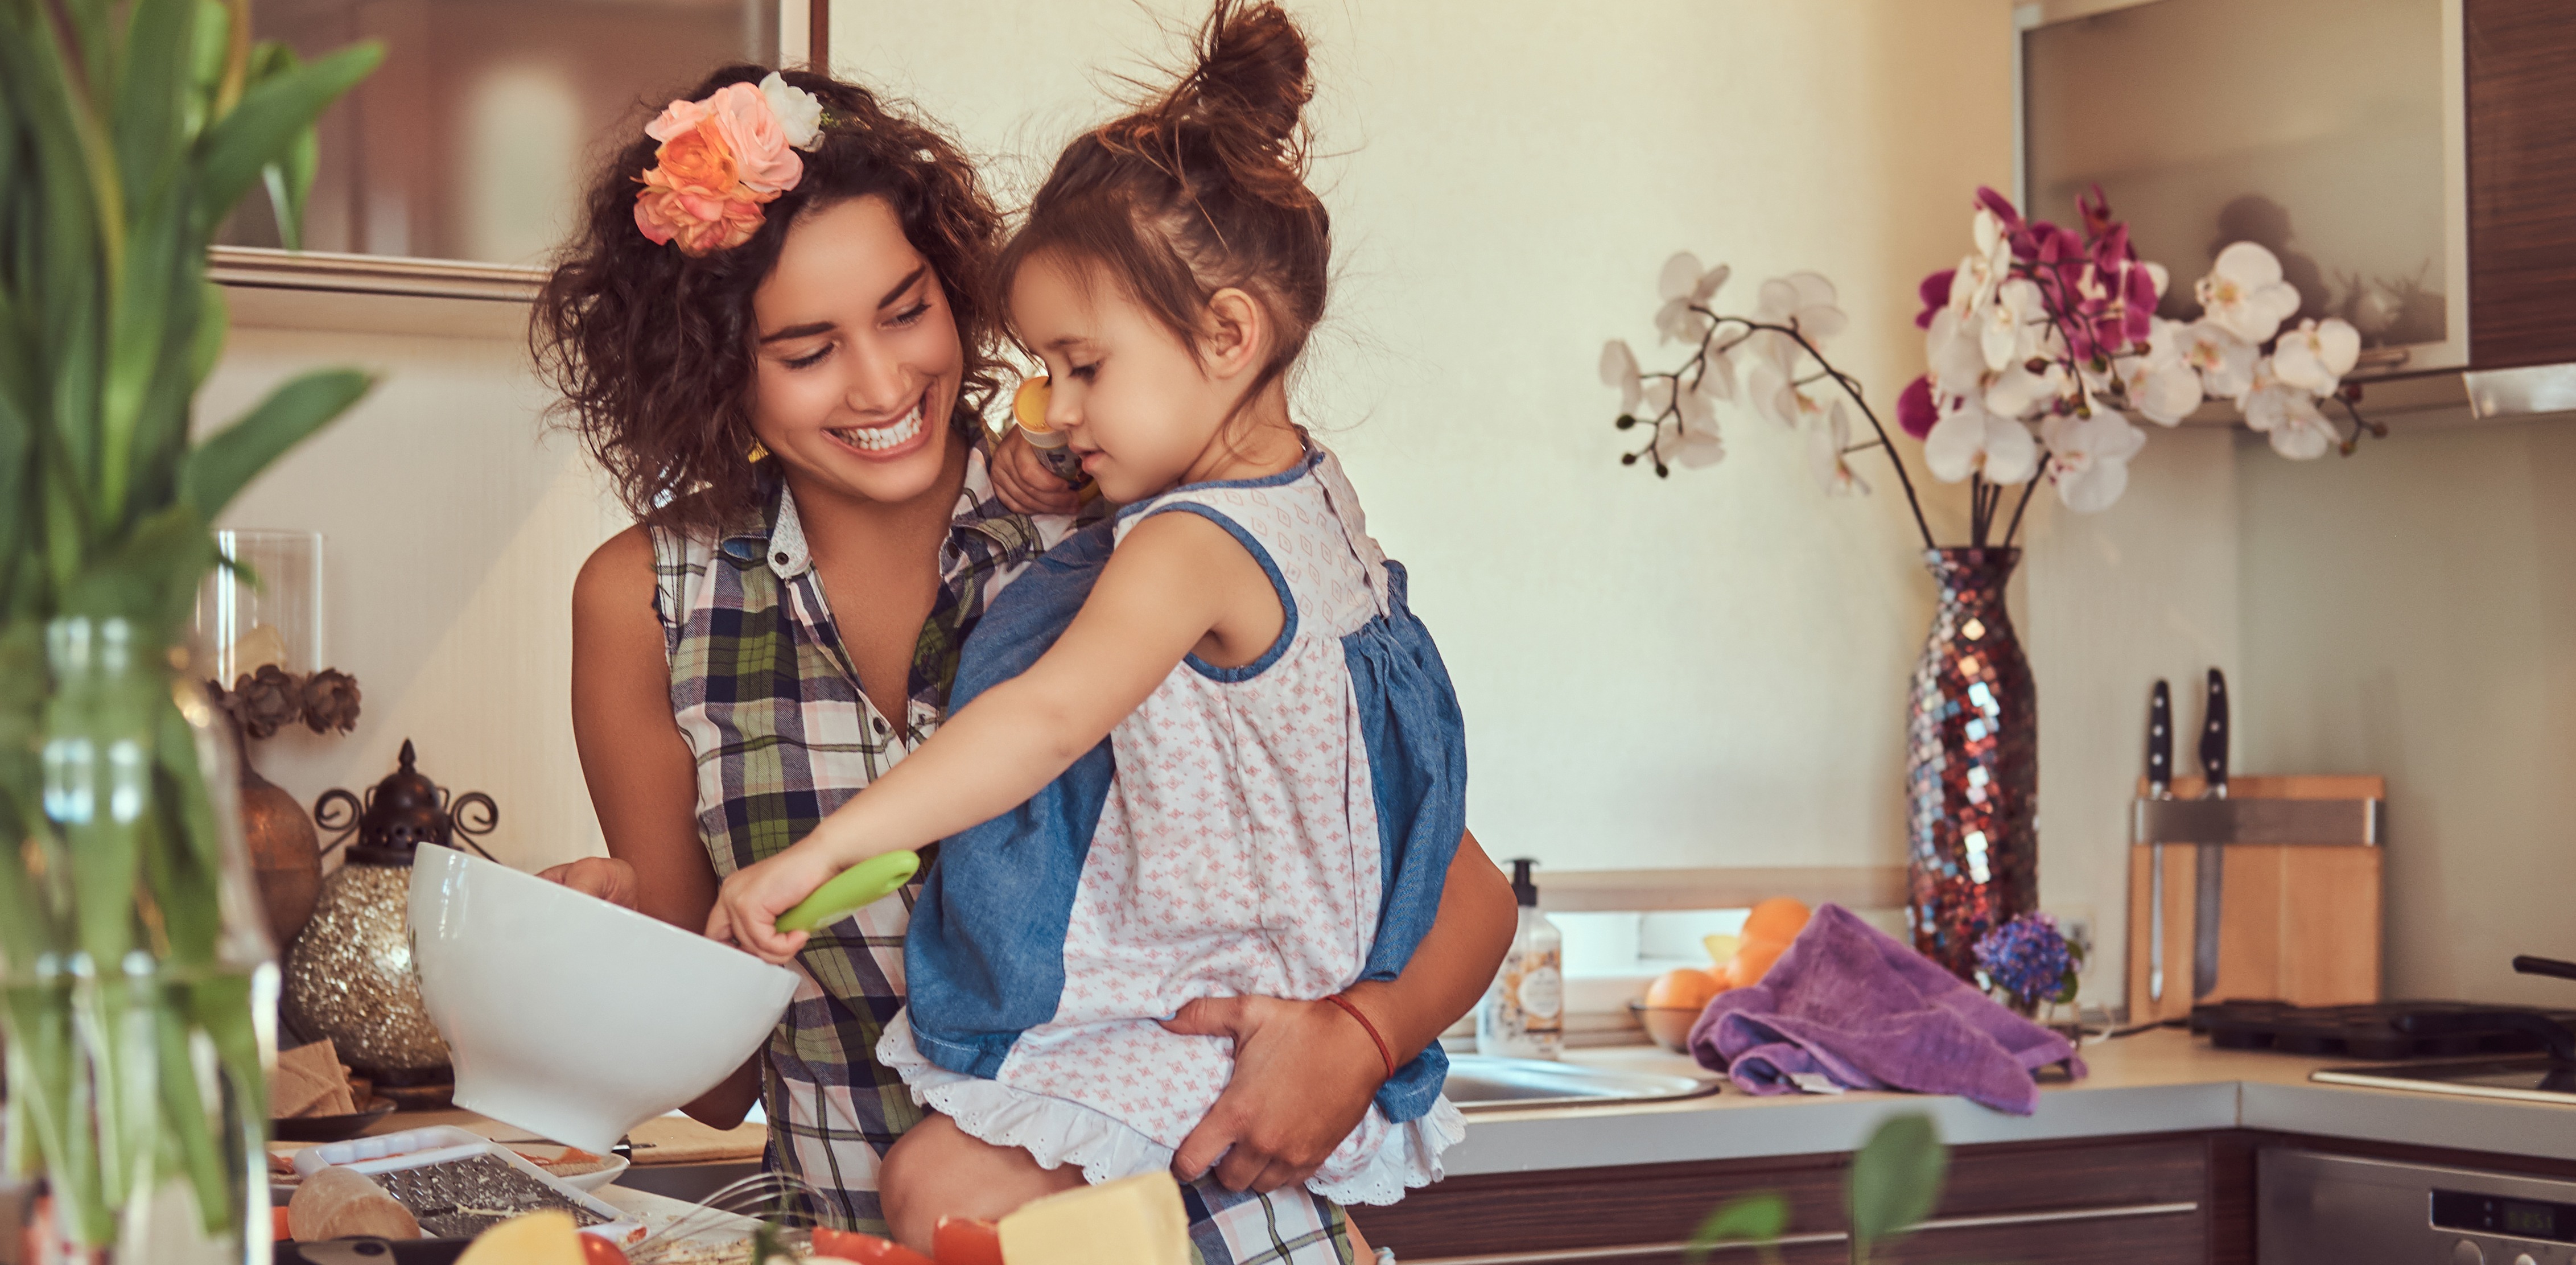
top-left (708, 0), bottom-right (1468, 1247)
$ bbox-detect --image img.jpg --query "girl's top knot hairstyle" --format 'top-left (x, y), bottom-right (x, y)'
top-left (534, 66), bottom-right (1004, 535)
top-left (1003, 1), bottom-right (1330, 410)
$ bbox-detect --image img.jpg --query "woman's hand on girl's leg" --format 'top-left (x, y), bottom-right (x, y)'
top-left (1160, 994), bottom-right (1388, 1192)
top-left (882, 1113), bottom-right (1084, 1251)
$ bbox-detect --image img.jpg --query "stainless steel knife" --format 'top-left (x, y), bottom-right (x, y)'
top-left (2193, 667), bottom-right (2229, 1000)
top-left (2146, 679), bottom-right (2171, 1004)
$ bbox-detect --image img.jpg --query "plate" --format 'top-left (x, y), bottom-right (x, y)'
top-left (271, 1097), bottom-right (398, 1143)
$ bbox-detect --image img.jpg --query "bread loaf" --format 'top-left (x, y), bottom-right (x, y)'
top-left (288, 1166), bottom-right (423, 1242)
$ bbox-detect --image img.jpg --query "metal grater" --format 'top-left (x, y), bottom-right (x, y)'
top-left (369, 1153), bottom-right (608, 1239)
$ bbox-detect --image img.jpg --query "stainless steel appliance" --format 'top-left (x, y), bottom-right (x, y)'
top-left (2263, 1149), bottom-right (2576, 1265)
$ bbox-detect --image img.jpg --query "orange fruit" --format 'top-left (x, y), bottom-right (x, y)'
top-left (1728, 939), bottom-right (1789, 989)
top-left (1644, 966), bottom-right (1722, 1011)
top-left (1741, 897), bottom-right (1812, 947)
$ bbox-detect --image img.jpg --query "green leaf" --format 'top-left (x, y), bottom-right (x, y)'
top-left (1848, 1114), bottom-right (1946, 1262)
top-left (112, 0), bottom-right (200, 211)
top-left (189, 281), bottom-right (229, 390)
top-left (1687, 1192), bottom-right (1788, 1264)
top-left (244, 42), bottom-right (319, 249)
top-left (195, 41), bottom-right (382, 230)
top-left (181, 367), bottom-right (373, 521)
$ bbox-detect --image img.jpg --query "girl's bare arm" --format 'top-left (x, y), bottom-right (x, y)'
top-left (711, 510), bottom-right (1268, 955)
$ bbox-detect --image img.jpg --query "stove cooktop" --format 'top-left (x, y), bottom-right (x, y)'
top-left (2312, 1056), bottom-right (2576, 1106)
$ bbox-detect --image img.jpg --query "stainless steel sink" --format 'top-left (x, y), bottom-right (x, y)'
top-left (1440, 1054), bottom-right (1721, 1113)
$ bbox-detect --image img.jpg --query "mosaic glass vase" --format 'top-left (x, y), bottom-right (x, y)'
top-left (1905, 549), bottom-right (2038, 982)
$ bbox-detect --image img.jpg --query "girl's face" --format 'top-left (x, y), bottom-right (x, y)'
top-left (1009, 252), bottom-right (1251, 505)
top-left (748, 196), bottom-right (964, 506)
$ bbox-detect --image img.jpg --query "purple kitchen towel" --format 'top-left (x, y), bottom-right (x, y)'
top-left (1685, 903), bottom-right (2084, 1115)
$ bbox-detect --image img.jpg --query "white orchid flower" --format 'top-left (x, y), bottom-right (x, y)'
top-left (2271, 317), bottom-right (2361, 396)
top-left (1984, 359), bottom-right (2068, 421)
top-left (760, 72), bottom-right (826, 150)
top-left (1924, 397), bottom-right (2038, 485)
top-left (1951, 208), bottom-right (2013, 315)
top-left (1924, 307), bottom-right (1986, 400)
top-left (2193, 242), bottom-right (2302, 345)
top-left (1751, 272), bottom-right (1849, 371)
top-left (1654, 253), bottom-right (1730, 345)
top-left (1746, 361), bottom-right (1797, 428)
top-left (1979, 278), bottom-right (2046, 373)
top-left (1807, 398), bottom-right (1870, 496)
top-left (2041, 408), bottom-right (2147, 513)
top-left (1660, 405), bottom-right (1726, 470)
top-left (1600, 340), bottom-right (1643, 415)
top-left (1695, 343), bottom-right (1738, 404)
top-left (2117, 318), bottom-right (2206, 426)
top-left (2176, 320), bottom-right (2257, 401)
top-left (2241, 360), bottom-right (2338, 460)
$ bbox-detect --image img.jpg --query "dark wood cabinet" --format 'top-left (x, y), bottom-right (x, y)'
top-left (2466, 0), bottom-right (2576, 370)
top-left (1353, 1134), bottom-right (2230, 1265)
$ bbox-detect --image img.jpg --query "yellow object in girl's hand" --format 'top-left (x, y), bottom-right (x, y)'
top-left (775, 850), bottom-right (922, 933)
top-left (1012, 376), bottom-right (1053, 432)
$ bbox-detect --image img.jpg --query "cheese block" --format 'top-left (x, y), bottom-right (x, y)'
top-left (456, 1212), bottom-right (586, 1265)
top-left (995, 1173), bottom-right (1189, 1265)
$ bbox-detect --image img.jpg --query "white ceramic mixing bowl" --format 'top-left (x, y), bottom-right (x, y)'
top-left (408, 846), bottom-right (799, 1153)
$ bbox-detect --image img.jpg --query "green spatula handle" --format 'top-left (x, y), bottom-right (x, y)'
top-left (775, 850), bottom-right (921, 933)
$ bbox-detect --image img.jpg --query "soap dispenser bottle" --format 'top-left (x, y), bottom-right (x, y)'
top-left (1477, 858), bottom-right (1563, 1060)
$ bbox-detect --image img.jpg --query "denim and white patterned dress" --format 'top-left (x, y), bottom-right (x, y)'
top-left (652, 436), bottom-right (1370, 1261)
top-left (883, 441), bottom-right (1470, 1208)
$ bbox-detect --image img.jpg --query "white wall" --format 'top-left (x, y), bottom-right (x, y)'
top-left (835, 0), bottom-right (2245, 1003)
top-left (182, 0), bottom-right (2272, 1009)
top-left (2238, 421), bottom-right (2576, 1007)
top-left (196, 323), bottom-right (624, 875)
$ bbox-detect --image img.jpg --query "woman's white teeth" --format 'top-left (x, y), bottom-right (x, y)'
top-left (833, 402), bottom-right (924, 452)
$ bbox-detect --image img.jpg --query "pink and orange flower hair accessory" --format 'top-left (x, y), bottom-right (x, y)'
top-left (633, 73), bottom-right (826, 256)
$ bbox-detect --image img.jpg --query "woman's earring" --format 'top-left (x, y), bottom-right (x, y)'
top-left (747, 438), bottom-right (770, 463)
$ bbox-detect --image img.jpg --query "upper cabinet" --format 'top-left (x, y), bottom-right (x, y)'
top-left (2464, 0), bottom-right (2576, 372)
top-left (2019, 0), bottom-right (2576, 411)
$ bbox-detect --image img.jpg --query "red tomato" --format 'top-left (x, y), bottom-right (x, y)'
top-left (808, 1226), bottom-right (937, 1265)
top-left (932, 1218), bottom-right (1005, 1265)
top-left (578, 1232), bottom-right (632, 1265)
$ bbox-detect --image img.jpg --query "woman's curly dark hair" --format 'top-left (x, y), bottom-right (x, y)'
top-left (534, 66), bottom-right (1004, 535)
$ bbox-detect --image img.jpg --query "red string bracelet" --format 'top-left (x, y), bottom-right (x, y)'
top-left (1324, 992), bottom-right (1396, 1081)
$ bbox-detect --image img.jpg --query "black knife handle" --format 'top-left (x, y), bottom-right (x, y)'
top-left (2199, 669), bottom-right (2229, 795)
top-left (2515, 955), bottom-right (2576, 983)
top-left (2147, 680), bottom-right (2172, 796)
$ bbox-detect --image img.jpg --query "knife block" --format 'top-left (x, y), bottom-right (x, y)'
top-left (2125, 774), bottom-right (2384, 1024)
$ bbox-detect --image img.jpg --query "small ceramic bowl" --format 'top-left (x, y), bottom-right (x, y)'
top-left (409, 847), bottom-right (800, 1154)
top-left (1631, 1003), bottom-right (1704, 1053)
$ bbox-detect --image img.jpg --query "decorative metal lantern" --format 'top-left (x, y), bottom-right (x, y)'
top-left (283, 740), bottom-right (498, 1103)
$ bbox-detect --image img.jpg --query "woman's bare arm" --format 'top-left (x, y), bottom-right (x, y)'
top-left (560, 526), bottom-right (760, 1127)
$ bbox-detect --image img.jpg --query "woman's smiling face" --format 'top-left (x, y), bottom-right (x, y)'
top-left (749, 195), bottom-right (965, 505)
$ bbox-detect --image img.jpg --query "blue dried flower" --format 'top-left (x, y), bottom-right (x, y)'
top-left (1973, 913), bottom-right (2078, 1009)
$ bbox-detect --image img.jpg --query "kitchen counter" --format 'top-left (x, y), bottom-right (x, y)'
top-left (1450, 1029), bottom-right (2576, 1175)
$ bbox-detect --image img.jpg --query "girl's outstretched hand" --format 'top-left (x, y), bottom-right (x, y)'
top-left (705, 847), bottom-right (841, 963)
top-left (1160, 994), bottom-right (1389, 1193)
top-left (990, 428), bottom-right (1083, 516)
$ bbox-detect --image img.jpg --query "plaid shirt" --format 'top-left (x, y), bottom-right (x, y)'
top-left (651, 442), bottom-right (1354, 1262)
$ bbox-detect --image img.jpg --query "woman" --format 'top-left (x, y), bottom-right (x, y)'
top-left (529, 65), bottom-right (1513, 1259)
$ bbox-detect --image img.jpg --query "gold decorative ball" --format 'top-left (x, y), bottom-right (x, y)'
top-left (283, 860), bottom-right (451, 1072)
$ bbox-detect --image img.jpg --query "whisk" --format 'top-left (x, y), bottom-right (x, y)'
top-left (627, 1172), bottom-right (836, 1265)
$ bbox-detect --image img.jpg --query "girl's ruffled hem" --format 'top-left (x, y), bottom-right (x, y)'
top-left (876, 1010), bottom-right (1462, 1206)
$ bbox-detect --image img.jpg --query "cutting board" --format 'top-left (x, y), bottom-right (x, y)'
top-left (2125, 774), bottom-right (2384, 1024)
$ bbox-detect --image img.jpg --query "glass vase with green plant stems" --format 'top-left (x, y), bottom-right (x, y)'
top-left (0, 0), bottom-right (381, 1254)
